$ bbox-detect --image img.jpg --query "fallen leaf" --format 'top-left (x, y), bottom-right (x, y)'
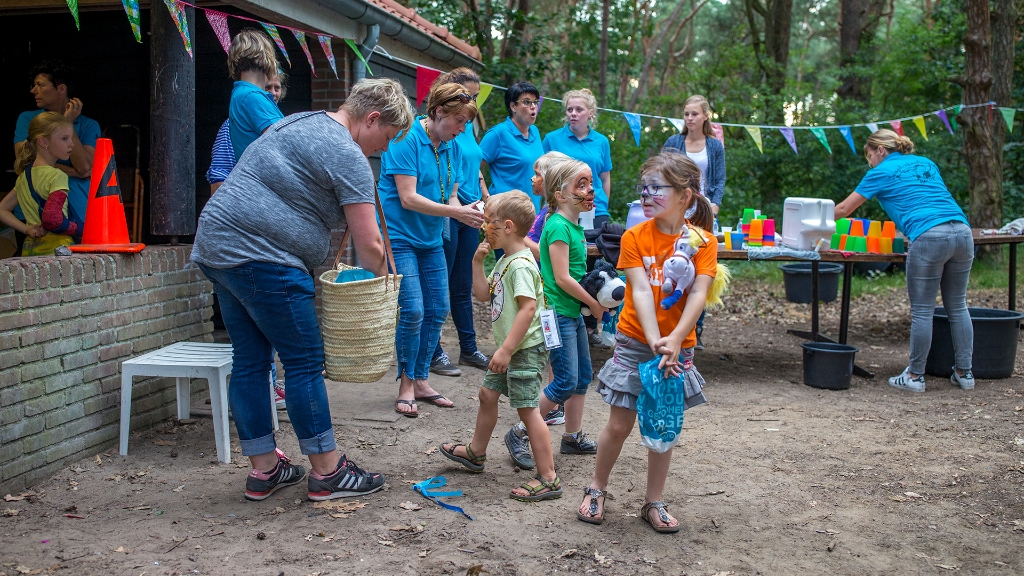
top-left (4, 494), bottom-right (24, 502)
top-left (70, 466), bottom-right (87, 474)
top-left (559, 549), bottom-right (578, 559)
top-left (105, 475), bottom-right (123, 482)
top-left (890, 495), bottom-right (907, 502)
top-left (378, 539), bottom-right (394, 546)
top-left (172, 485), bottom-right (185, 493)
top-left (424, 447), bottom-right (438, 455)
top-left (594, 552), bottom-right (612, 567)
top-left (389, 524), bottom-right (424, 532)
top-left (114, 546), bottom-right (128, 553)
top-left (3, 509), bottom-right (20, 517)
top-left (936, 565), bottom-right (960, 571)
top-left (94, 455), bottom-right (103, 466)
top-left (322, 534), bottom-right (335, 543)
top-left (904, 492), bottom-right (924, 499)
top-left (14, 566), bottom-right (32, 575)
top-left (398, 501), bottom-right (422, 511)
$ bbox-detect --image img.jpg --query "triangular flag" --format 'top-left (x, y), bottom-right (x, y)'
top-left (623, 112), bottom-right (641, 147)
top-left (317, 36), bottom-right (338, 79)
top-left (416, 66), bottom-right (441, 107)
top-left (950, 105), bottom-right (962, 132)
top-left (66, 0), bottom-right (79, 29)
top-left (911, 116), bottom-right (928, 140)
top-left (121, 0), bottom-right (141, 42)
top-left (477, 83), bottom-right (494, 107)
top-left (866, 122), bottom-right (879, 134)
top-left (205, 10), bottom-right (231, 54)
top-left (668, 118), bottom-right (685, 133)
top-left (344, 39), bottom-right (372, 76)
top-left (537, 96), bottom-right (544, 113)
top-left (261, 22), bottom-right (290, 67)
top-left (163, 0), bottom-right (193, 60)
top-left (711, 123), bottom-right (724, 146)
top-left (936, 110), bottom-right (954, 134)
top-left (292, 30), bottom-right (317, 77)
top-left (838, 126), bottom-right (856, 153)
top-left (810, 127), bottom-right (831, 154)
top-left (889, 120), bottom-right (903, 136)
top-left (779, 127), bottom-right (797, 154)
top-left (1000, 108), bottom-right (1016, 133)
top-left (744, 126), bottom-right (763, 153)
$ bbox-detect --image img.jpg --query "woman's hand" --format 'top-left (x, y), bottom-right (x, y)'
top-left (454, 201), bottom-right (484, 228)
top-left (64, 98), bottom-right (83, 122)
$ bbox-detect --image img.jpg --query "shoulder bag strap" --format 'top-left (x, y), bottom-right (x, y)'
top-left (335, 183), bottom-right (399, 291)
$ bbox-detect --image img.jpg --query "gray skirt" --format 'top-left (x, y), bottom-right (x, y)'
top-left (596, 332), bottom-right (708, 412)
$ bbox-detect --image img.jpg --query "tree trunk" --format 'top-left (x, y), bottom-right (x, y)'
top-left (627, 0), bottom-right (709, 111)
top-left (837, 0), bottom-right (887, 103)
top-left (599, 0), bottom-right (610, 101)
top-left (990, 0), bottom-right (1019, 219)
top-left (745, 0), bottom-right (793, 95)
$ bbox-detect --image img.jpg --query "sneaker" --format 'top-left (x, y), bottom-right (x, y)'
top-left (888, 367), bottom-right (926, 393)
top-left (695, 325), bottom-right (705, 351)
top-left (430, 352), bottom-right (462, 377)
top-left (543, 406), bottom-right (565, 426)
top-left (504, 426), bottom-right (535, 470)
top-left (244, 454), bottom-right (307, 501)
top-left (307, 456), bottom-right (386, 501)
top-left (459, 350), bottom-right (490, 370)
top-left (950, 368), bottom-right (975, 391)
top-left (561, 430), bottom-right (598, 454)
top-left (273, 382), bottom-right (286, 409)
top-left (588, 331), bottom-right (609, 348)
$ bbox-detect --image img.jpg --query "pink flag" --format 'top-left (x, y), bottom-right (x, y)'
top-left (291, 30), bottom-right (317, 77)
top-left (711, 123), bottom-right (724, 146)
top-left (318, 35), bottom-right (338, 78)
top-left (416, 66), bottom-right (441, 107)
top-left (889, 120), bottom-right (904, 136)
top-left (205, 10), bottom-right (231, 54)
top-left (779, 128), bottom-right (797, 154)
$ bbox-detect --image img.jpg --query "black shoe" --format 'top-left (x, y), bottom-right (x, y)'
top-left (560, 431), bottom-right (598, 455)
top-left (504, 426), bottom-right (535, 470)
top-left (430, 352), bottom-right (462, 377)
top-left (307, 456), bottom-right (386, 501)
top-left (459, 350), bottom-right (490, 370)
top-left (694, 325), bottom-right (705, 351)
top-left (244, 454), bottom-right (306, 501)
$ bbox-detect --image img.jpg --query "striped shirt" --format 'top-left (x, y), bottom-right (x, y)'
top-left (206, 119), bottom-right (236, 184)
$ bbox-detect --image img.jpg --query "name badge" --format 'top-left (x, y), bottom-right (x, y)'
top-left (539, 309), bottom-right (562, 350)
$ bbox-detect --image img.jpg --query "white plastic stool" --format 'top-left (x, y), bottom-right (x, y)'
top-left (119, 341), bottom-right (279, 464)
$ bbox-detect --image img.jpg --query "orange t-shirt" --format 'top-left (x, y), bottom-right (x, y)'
top-left (616, 219), bottom-right (718, 348)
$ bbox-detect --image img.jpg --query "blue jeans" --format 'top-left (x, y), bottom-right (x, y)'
top-left (906, 222), bottom-right (974, 374)
top-left (434, 219), bottom-right (480, 360)
top-left (392, 242), bottom-right (450, 380)
top-left (544, 313), bottom-right (593, 404)
top-left (197, 262), bottom-right (336, 457)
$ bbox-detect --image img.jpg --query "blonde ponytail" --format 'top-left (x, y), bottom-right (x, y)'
top-left (15, 111), bottom-right (72, 175)
top-left (688, 194), bottom-right (715, 233)
top-left (865, 129), bottom-right (915, 156)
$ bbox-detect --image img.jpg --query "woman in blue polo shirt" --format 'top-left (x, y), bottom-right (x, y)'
top-left (379, 82), bottom-right (484, 418)
top-left (542, 88), bottom-right (613, 230)
top-left (227, 29), bottom-right (284, 161)
top-left (835, 129), bottom-right (974, 394)
top-left (480, 81), bottom-right (545, 210)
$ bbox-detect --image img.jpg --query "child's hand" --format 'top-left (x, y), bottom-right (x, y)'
top-left (26, 224), bottom-right (47, 238)
top-left (589, 302), bottom-right (610, 319)
top-left (474, 242), bottom-right (491, 262)
top-left (653, 334), bottom-right (683, 376)
top-left (488, 347), bottom-right (512, 374)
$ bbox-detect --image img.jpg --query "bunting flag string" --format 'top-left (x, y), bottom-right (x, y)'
top-left (838, 126), bottom-right (856, 154)
top-left (261, 23), bottom-right (291, 67)
top-left (163, 0), bottom-right (193, 59)
top-left (292, 30), bottom-right (317, 77)
top-left (889, 120), bottom-right (904, 136)
top-left (936, 110), bottom-right (953, 134)
top-left (623, 112), bottom-right (642, 147)
top-left (668, 118), bottom-right (685, 133)
top-left (865, 122), bottom-right (879, 134)
top-left (205, 10), bottom-right (231, 54)
top-left (121, 0), bottom-right (141, 42)
top-left (318, 35), bottom-right (338, 79)
top-left (745, 126), bottom-right (763, 153)
top-left (780, 128), bottom-right (798, 154)
top-left (345, 39), bottom-right (373, 76)
top-left (66, 0), bottom-right (80, 30)
top-left (912, 116), bottom-right (928, 140)
top-left (810, 127), bottom-right (831, 154)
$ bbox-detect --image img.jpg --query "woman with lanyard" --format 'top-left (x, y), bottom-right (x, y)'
top-left (430, 68), bottom-right (492, 378)
top-left (379, 82), bottom-right (484, 418)
top-left (835, 129), bottom-right (974, 393)
top-left (480, 81), bottom-right (546, 212)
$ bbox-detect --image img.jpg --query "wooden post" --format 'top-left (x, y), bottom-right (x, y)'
top-left (149, 3), bottom-right (196, 237)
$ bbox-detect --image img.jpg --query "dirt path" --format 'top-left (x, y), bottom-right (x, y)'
top-left (2, 279), bottom-right (1023, 575)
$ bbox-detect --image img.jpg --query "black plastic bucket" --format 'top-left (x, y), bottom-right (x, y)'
top-left (802, 342), bottom-right (858, 390)
top-left (780, 263), bottom-right (843, 303)
top-left (925, 307), bottom-right (1024, 379)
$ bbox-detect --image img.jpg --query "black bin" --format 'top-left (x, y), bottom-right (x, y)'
top-left (802, 342), bottom-right (858, 390)
top-left (925, 307), bottom-right (1024, 379)
top-left (780, 263), bottom-right (843, 303)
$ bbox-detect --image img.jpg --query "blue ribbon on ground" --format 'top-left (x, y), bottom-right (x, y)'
top-left (412, 476), bottom-right (473, 520)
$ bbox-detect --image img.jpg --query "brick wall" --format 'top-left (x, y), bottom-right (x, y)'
top-left (0, 247), bottom-right (214, 493)
top-left (311, 37), bottom-right (352, 113)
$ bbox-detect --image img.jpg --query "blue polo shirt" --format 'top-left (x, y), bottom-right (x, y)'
top-left (378, 118), bottom-right (464, 248)
top-left (228, 81), bottom-right (283, 162)
top-left (454, 121), bottom-right (484, 204)
top-left (542, 126), bottom-right (613, 216)
top-left (855, 152), bottom-right (968, 241)
top-left (480, 117), bottom-right (544, 209)
top-left (14, 110), bottom-right (101, 221)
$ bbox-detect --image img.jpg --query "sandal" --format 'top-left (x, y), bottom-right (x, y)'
top-left (415, 394), bottom-right (455, 408)
top-left (394, 399), bottom-right (418, 418)
top-left (510, 474), bottom-right (562, 502)
top-left (576, 486), bottom-right (605, 525)
top-left (640, 501), bottom-right (681, 534)
top-left (440, 443), bottom-right (486, 473)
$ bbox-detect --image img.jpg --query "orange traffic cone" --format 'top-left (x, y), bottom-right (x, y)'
top-left (69, 138), bottom-right (145, 253)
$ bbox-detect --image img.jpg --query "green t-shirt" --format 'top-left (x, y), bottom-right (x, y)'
top-left (539, 212), bottom-right (587, 317)
top-left (490, 249), bottom-right (545, 351)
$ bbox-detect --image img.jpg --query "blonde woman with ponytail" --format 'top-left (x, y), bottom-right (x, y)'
top-left (0, 112), bottom-right (80, 256)
top-left (835, 129), bottom-right (974, 393)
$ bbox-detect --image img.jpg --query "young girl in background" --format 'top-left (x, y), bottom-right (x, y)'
top-left (524, 151), bottom-right (570, 261)
top-left (577, 151), bottom-right (727, 533)
top-left (0, 112), bottom-right (79, 256)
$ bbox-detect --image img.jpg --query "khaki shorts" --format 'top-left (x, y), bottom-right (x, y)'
top-left (482, 343), bottom-right (549, 409)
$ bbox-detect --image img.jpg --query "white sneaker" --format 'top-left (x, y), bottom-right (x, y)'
top-left (274, 382), bottom-right (287, 409)
top-left (950, 368), bottom-right (975, 391)
top-left (888, 367), bottom-right (925, 393)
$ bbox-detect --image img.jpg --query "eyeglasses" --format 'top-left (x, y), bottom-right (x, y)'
top-left (634, 184), bottom-right (673, 198)
top-left (515, 99), bottom-right (540, 108)
top-left (441, 92), bottom-right (474, 106)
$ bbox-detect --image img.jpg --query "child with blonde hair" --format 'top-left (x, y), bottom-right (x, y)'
top-left (227, 29), bottom-right (283, 160)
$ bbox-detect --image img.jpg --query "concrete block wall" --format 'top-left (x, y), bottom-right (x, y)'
top-left (0, 247), bottom-right (214, 493)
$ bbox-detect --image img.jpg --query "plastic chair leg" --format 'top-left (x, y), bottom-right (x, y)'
top-left (175, 377), bottom-right (191, 420)
top-left (119, 372), bottom-right (134, 456)
top-left (209, 371), bottom-right (232, 464)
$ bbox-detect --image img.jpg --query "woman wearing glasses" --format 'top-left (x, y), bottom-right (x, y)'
top-left (480, 81), bottom-right (546, 211)
top-left (379, 82), bottom-right (484, 418)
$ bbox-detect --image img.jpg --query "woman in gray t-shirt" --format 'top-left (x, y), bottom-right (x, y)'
top-left (191, 78), bottom-right (414, 502)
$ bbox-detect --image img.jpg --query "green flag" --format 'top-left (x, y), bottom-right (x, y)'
top-left (345, 38), bottom-right (373, 76)
top-left (66, 0), bottom-right (79, 29)
top-left (1000, 108), bottom-right (1016, 133)
top-left (810, 127), bottom-right (831, 154)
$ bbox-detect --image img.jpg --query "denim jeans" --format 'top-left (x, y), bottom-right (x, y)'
top-left (906, 222), bottom-right (975, 374)
top-left (392, 242), bottom-right (450, 380)
top-left (544, 313), bottom-right (593, 404)
top-left (433, 219), bottom-right (480, 360)
top-left (197, 262), bottom-right (336, 457)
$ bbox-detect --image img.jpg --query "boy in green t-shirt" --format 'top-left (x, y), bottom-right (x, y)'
top-left (440, 191), bottom-right (561, 502)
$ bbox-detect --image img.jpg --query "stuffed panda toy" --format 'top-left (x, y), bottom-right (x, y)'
top-left (580, 259), bottom-right (626, 318)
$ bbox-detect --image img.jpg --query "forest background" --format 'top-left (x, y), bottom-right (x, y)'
top-left (407, 0), bottom-right (1023, 237)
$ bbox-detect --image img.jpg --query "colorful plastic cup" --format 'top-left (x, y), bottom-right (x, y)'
top-left (749, 219), bottom-right (764, 240)
top-left (851, 236), bottom-right (867, 253)
top-left (880, 237), bottom-right (893, 253)
top-left (724, 233), bottom-right (733, 250)
top-left (743, 208), bottom-right (756, 224)
top-left (730, 231), bottom-right (744, 250)
top-left (839, 234), bottom-right (848, 250)
top-left (893, 237), bottom-right (905, 253)
top-left (836, 218), bottom-right (851, 235)
top-left (849, 219), bottom-right (865, 237)
top-left (866, 236), bottom-right (881, 253)
top-left (763, 219), bottom-right (775, 237)
top-left (882, 221), bottom-right (896, 238)
top-left (868, 221), bottom-right (882, 237)
top-left (830, 233), bottom-right (841, 250)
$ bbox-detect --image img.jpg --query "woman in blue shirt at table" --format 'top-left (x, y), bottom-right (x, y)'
top-left (835, 129), bottom-right (974, 393)
top-left (542, 88), bottom-right (613, 230)
top-left (480, 81), bottom-right (546, 210)
top-left (379, 82), bottom-right (484, 418)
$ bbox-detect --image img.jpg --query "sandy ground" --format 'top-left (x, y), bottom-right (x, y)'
top-left (2, 273), bottom-right (1024, 576)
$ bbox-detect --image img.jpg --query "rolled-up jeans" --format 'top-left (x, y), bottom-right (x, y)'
top-left (392, 242), bottom-right (450, 380)
top-left (197, 262), bottom-right (336, 457)
top-left (906, 221), bottom-right (974, 374)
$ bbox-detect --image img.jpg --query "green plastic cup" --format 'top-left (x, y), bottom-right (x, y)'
top-left (836, 218), bottom-right (851, 235)
top-left (893, 237), bottom-right (906, 253)
top-left (830, 233), bottom-right (841, 250)
top-left (743, 208), bottom-right (756, 224)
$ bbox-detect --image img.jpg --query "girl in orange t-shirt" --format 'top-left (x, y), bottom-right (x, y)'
top-left (577, 151), bottom-right (725, 533)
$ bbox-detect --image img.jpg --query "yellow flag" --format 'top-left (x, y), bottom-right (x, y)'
top-left (912, 116), bottom-right (928, 140)
top-left (477, 83), bottom-right (494, 107)
top-left (745, 126), bottom-right (763, 153)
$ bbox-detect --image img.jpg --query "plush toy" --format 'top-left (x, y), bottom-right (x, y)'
top-left (580, 259), bottom-right (626, 318)
top-left (660, 225), bottom-right (732, 311)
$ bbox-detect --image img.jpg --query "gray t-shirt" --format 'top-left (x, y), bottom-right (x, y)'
top-left (191, 111), bottom-right (375, 272)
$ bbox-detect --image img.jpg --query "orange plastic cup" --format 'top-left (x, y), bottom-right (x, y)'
top-left (880, 237), bottom-right (893, 253)
top-left (839, 234), bottom-right (848, 250)
top-left (868, 221), bottom-right (882, 237)
top-left (882, 221), bottom-right (896, 238)
top-left (849, 220), bottom-right (864, 236)
top-left (867, 236), bottom-right (881, 253)
top-left (749, 219), bottom-right (764, 240)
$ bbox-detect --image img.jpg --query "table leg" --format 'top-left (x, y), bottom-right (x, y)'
top-left (839, 262), bottom-right (853, 344)
top-left (1010, 243), bottom-right (1017, 311)
top-left (811, 261), bottom-right (820, 338)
